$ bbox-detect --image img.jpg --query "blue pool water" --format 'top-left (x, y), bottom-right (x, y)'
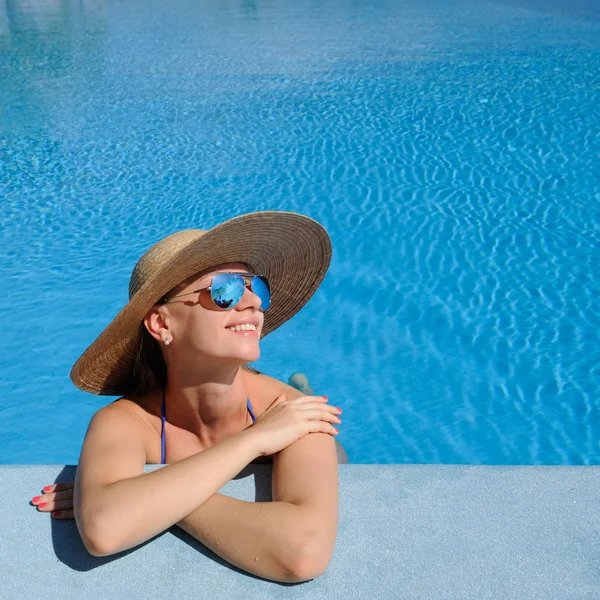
top-left (1, 0), bottom-right (599, 465)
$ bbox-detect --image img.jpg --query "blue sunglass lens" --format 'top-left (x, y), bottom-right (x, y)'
top-left (210, 273), bottom-right (271, 311)
top-left (251, 276), bottom-right (271, 311)
top-left (211, 273), bottom-right (245, 309)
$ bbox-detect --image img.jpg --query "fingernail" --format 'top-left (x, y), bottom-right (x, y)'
top-left (43, 486), bottom-right (53, 492)
top-left (38, 503), bottom-right (47, 509)
top-left (322, 396), bottom-right (328, 400)
top-left (52, 512), bottom-right (60, 518)
top-left (32, 496), bottom-right (41, 503)
top-left (334, 428), bottom-right (339, 434)
top-left (337, 408), bottom-right (342, 413)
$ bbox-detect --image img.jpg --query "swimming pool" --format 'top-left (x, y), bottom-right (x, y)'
top-left (1, 0), bottom-right (599, 465)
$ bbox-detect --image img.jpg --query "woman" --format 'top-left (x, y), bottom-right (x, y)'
top-left (31, 211), bottom-right (342, 583)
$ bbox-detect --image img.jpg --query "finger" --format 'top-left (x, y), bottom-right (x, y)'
top-left (51, 499), bottom-right (75, 511)
top-left (296, 408), bottom-right (342, 424)
top-left (32, 487), bottom-right (74, 507)
top-left (294, 402), bottom-right (342, 415)
top-left (42, 482), bottom-right (74, 494)
top-left (37, 498), bottom-right (74, 512)
top-left (53, 488), bottom-right (74, 500)
top-left (44, 489), bottom-right (74, 502)
top-left (288, 402), bottom-right (342, 418)
top-left (52, 510), bottom-right (75, 520)
top-left (288, 395), bottom-right (329, 405)
top-left (306, 421), bottom-right (340, 436)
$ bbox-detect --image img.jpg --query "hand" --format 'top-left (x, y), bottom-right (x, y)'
top-left (249, 394), bottom-right (342, 457)
top-left (31, 482), bottom-right (75, 520)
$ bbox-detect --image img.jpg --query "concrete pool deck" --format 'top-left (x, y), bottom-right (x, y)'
top-left (2, 465), bottom-right (599, 599)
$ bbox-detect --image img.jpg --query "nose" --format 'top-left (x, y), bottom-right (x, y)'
top-left (236, 285), bottom-right (262, 311)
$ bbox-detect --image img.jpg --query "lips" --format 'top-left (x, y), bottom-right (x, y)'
top-left (226, 323), bottom-right (257, 332)
top-left (224, 316), bottom-right (261, 333)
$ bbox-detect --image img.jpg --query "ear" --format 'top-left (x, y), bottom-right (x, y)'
top-left (144, 307), bottom-right (170, 344)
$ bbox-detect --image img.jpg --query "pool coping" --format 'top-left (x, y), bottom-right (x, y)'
top-left (3, 464), bottom-right (599, 599)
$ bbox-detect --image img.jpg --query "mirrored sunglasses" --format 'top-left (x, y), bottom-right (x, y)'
top-left (161, 272), bottom-right (271, 311)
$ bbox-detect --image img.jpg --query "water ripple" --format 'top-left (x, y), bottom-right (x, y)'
top-left (1, 0), bottom-right (599, 464)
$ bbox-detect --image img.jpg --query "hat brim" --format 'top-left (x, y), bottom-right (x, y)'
top-left (70, 212), bottom-right (332, 395)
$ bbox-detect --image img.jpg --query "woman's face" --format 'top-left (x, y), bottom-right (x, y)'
top-left (151, 262), bottom-right (265, 365)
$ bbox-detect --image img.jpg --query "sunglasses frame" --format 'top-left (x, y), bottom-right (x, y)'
top-left (160, 272), bottom-right (271, 310)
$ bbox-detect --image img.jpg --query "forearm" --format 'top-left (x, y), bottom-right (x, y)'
top-left (178, 495), bottom-right (312, 582)
top-left (77, 430), bottom-right (259, 555)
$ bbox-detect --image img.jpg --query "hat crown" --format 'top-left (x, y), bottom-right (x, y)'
top-left (129, 229), bottom-right (205, 299)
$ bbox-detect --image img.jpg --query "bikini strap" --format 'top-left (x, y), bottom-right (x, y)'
top-left (246, 397), bottom-right (256, 423)
top-left (160, 388), bottom-right (167, 465)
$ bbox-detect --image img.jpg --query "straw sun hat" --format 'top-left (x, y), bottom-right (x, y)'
top-left (70, 211), bottom-right (332, 396)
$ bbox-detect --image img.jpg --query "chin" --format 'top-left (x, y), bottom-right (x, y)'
top-left (241, 349), bottom-right (261, 363)
top-left (230, 345), bottom-right (260, 364)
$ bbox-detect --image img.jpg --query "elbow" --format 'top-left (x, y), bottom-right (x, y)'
top-left (77, 511), bottom-right (124, 557)
top-left (81, 534), bottom-right (118, 558)
top-left (285, 559), bottom-right (329, 583)
top-left (83, 540), bottom-right (112, 558)
top-left (80, 528), bottom-right (119, 558)
top-left (283, 536), bottom-right (333, 583)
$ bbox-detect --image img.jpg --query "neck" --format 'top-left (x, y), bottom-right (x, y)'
top-left (163, 360), bottom-right (251, 443)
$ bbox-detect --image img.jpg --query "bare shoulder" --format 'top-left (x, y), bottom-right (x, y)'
top-left (243, 370), bottom-right (306, 414)
top-left (244, 369), bottom-right (349, 464)
top-left (109, 396), bottom-right (162, 435)
top-left (79, 393), bottom-right (161, 475)
top-left (89, 396), bottom-right (158, 440)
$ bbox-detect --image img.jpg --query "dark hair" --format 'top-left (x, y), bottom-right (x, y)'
top-left (131, 327), bottom-right (166, 396)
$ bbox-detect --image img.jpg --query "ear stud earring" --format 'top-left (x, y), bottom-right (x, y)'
top-left (165, 336), bottom-right (172, 346)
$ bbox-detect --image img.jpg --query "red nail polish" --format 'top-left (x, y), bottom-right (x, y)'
top-left (38, 503), bottom-right (47, 509)
top-left (32, 496), bottom-right (41, 503)
top-left (43, 486), bottom-right (52, 492)
top-left (337, 408), bottom-right (342, 413)
top-left (52, 512), bottom-right (60, 518)
top-left (323, 396), bottom-right (328, 400)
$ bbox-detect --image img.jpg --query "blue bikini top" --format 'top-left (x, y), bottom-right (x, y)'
top-left (160, 389), bottom-right (256, 464)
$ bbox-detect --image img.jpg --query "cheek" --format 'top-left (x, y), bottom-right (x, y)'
top-left (181, 311), bottom-right (225, 346)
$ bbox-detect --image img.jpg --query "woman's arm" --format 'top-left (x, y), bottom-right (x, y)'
top-left (75, 394), bottom-right (339, 558)
top-left (75, 406), bottom-right (259, 556)
top-left (272, 431), bottom-right (339, 575)
top-left (178, 431), bottom-right (337, 583)
top-left (177, 383), bottom-right (339, 582)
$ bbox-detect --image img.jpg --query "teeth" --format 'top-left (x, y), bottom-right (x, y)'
top-left (227, 324), bottom-right (256, 332)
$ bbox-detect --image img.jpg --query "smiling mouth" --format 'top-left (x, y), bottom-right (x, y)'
top-left (225, 324), bottom-right (258, 333)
